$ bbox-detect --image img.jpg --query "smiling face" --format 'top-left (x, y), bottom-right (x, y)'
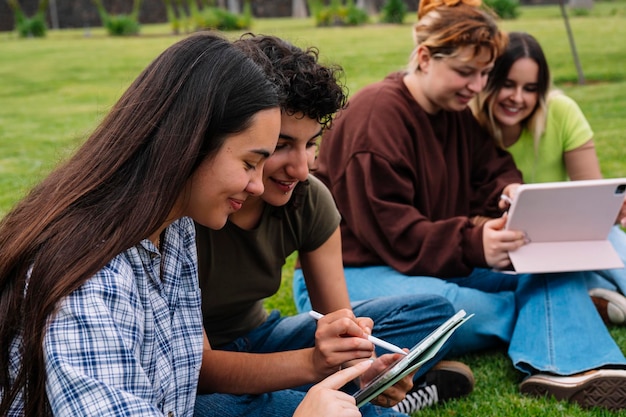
top-left (260, 112), bottom-right (321, 207)
top-left (181, 108), bottom-right (280, 229)
top-left (417, 45), bottom-right (494, 114)
top-left (491, 57), bottom-right (540, 128)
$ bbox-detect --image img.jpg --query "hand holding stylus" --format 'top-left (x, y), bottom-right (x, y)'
top-left (309, 311), bottom-right (407, 355)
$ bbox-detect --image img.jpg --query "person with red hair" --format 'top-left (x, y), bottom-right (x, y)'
top-left (295, 0), bottom-right (626, 411)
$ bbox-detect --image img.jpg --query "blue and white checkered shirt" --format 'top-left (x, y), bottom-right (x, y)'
top-left (8, 217), bottom-right (204, 416)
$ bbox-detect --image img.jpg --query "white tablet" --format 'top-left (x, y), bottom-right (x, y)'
top-left (504, 178), bottom-right (626, 274)
top-left (353, 309), bottom-right (472, 407)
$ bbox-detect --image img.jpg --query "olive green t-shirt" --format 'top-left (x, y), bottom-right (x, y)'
top-left (507, 94), bottom-right (593, 183)
top-left (196, 175), bottom-right (341, 347)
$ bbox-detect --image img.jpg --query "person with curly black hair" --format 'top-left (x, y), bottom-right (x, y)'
top-left (192, 34), bottom-right (475, 417)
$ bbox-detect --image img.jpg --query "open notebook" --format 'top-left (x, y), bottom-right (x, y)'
top-left (504, 178), bottom-right (626, 274)
top-left (353, 309), bottom-right (472, 407)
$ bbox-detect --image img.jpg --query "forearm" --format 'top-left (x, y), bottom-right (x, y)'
top-left (198, 346), bottom-right (321, 394)
top-left (300, 228), bottom-right (352, 313)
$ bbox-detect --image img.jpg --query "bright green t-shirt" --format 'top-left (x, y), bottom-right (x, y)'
top-left (506, 93), bottom-right (593, 183)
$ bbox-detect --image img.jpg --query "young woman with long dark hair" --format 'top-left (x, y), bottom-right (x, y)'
top-left (0, 32), bottom-right (371, 417)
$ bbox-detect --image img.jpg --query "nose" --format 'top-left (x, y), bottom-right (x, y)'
top-left (467, 73), bottom-right (486, 94)
top-left (510, 87), bottom-right (523, 103)
top-left (246, 169), bottom-right (265, 197)
top-left (285, 148), bottom-right (311, 182)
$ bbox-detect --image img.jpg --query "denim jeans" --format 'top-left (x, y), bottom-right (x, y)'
top-left (585, 226), bottom-right (626, 294)
top-left (194, 294), bottom-right (455, 417)
top-left (194, 392), bottom-right (407, 417)
top-left (293, 248), bottom-right (626, 376)
top-left (295, 267), bottom-right (519, 356)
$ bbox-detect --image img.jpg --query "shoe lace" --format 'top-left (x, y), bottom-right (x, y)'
top-left (393, 384), bottom-right (439, 414)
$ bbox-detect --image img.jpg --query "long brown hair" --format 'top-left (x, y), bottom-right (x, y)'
top-left (471, 31), bottom-right (551, 150)
top-left (0, 32), bottom-right (279, 416)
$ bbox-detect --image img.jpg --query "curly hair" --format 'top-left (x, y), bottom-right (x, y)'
top-left (234, 33), bottom-right (348, 129)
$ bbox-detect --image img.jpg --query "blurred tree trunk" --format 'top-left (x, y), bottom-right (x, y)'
top-left (48, 0), bottom-right (58, 28)
top-left (292, 0), bottom-right (307, 17)
top-left (227, 0), bottom-right (239, 13)
top-left (559, 0), bottom-right (586, 84)
top-left (356, 0), bottom-right (377, 14)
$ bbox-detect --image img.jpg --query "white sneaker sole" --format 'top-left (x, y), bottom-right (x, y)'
top-left (520, 369), bottom-right (626, 410)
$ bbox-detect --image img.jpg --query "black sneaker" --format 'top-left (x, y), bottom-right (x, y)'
top-left (393, 360), bottom-right (475, 414)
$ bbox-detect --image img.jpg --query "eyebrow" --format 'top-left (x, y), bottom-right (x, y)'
top-left (456, 61), bottom-right (493, 71)
top-left (464, 65), bottom-right (493, 72)
top-left (279, 128), bottom-right (323, 142)
top-left (250, 149), bottom-right (272, 159)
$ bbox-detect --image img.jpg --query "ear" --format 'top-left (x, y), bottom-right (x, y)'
top-left (416, 45), bottom-right (432, 72)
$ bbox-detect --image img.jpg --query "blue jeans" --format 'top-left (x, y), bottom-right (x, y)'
top-left (585, 226), bottom-right (626, 294)
top-left (293, 261), bottom-right (626, 376)
top-left (296, 268), bottom-right (518, 356)
top-left (195, 294), bottom-right (455, 417)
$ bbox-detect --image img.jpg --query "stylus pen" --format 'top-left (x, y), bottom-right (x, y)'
top-left (308, 310), bottom-right (407, 355)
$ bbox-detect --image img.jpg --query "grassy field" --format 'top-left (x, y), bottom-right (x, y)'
top-left (2, 2), bottom-right (626, 415)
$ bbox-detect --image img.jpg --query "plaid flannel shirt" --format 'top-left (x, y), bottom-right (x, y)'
top-left (8, 217), bottom-right (203, 416)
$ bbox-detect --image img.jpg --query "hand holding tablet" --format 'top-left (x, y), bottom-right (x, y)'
top-left (504, 178), bottom-right (626, 273)
top-left (351, 309), bottom-right (472, 407)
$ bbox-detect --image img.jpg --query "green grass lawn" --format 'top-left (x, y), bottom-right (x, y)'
top-left (2, 3), bottom-right (626, 415)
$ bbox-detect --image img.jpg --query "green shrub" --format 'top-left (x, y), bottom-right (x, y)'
top-left (16, 11), bottom-right (47, 37)
top-left (345, 4), bottom-right (369, 25)
top-left (7, 0), bottom-right (47, 38)
top-left (380, 0), bottom-right (408, 24)
top-left (570, 7), bottom-right (591, 16)
top-left (92, 0), bottom-right (141, 36)
top-left (195, 7), bottom-right (251, 31)
top-left (310, 0), bottom-right (369, 26)
top-left (103, 14), bottom-right (140, 36)
top-left (484, 0), bottom-right (520, 19)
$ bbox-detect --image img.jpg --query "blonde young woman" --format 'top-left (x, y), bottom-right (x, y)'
top-left (471, 31), bottom-right (626, 326)
top-left (294, 1), bottom-right (626, 411)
